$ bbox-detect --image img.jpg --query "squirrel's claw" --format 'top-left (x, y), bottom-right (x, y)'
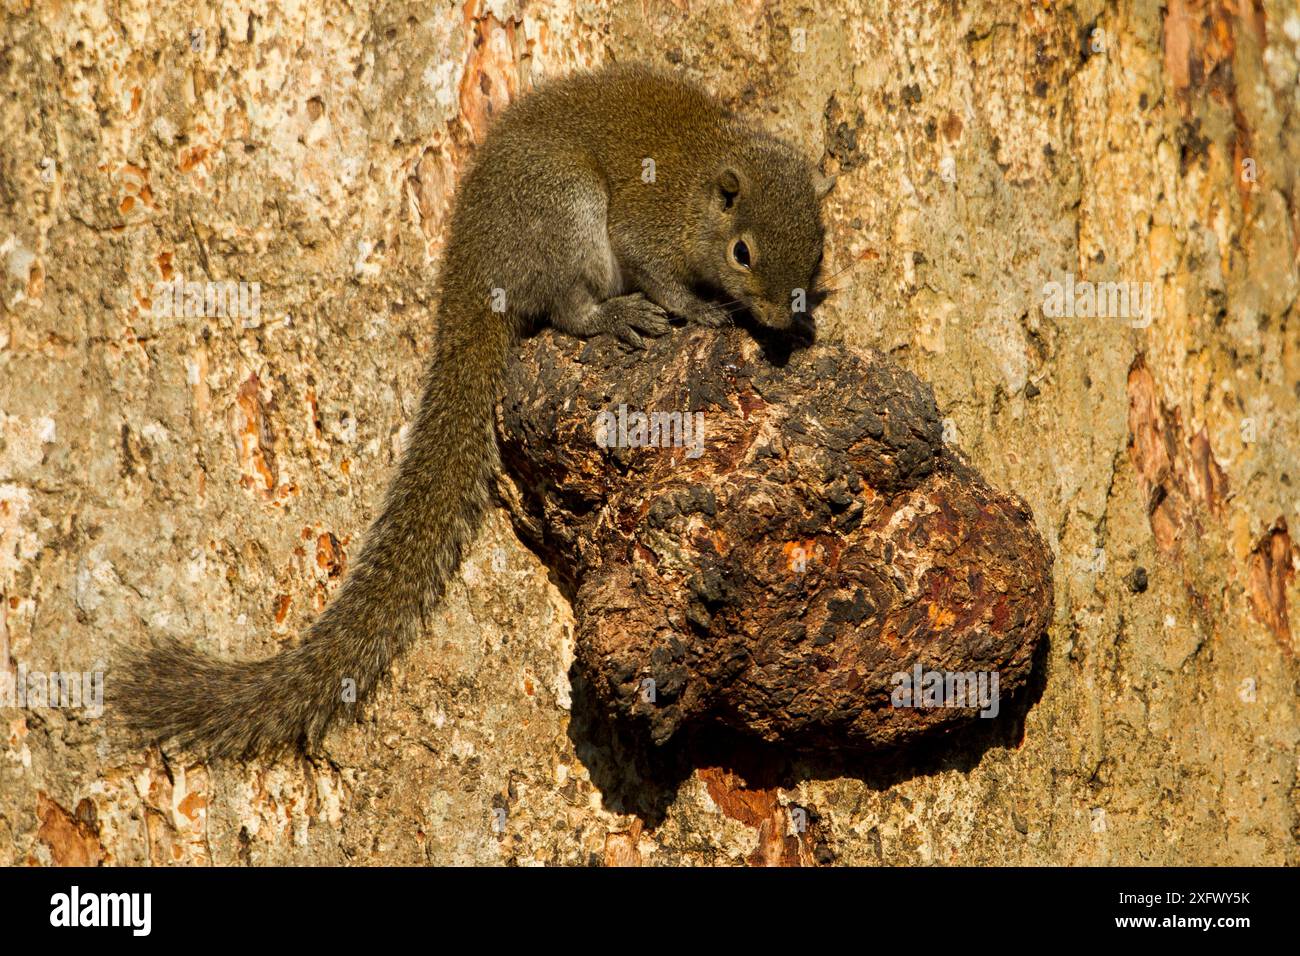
top-left (686, 303), bottom-right (731, 328)
top-left (599, 294), bottom-right (669, 349)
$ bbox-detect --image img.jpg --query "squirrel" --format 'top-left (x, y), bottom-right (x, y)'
top-left (115, 62), bottom-right (834, 757)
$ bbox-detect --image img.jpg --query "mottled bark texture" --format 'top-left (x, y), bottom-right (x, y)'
top-left (1, 0), bottom-right (1297, 865)
top-left (497, 327), bottom-right (1052, 752)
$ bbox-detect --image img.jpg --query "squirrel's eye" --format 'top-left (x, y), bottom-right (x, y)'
top-left (731, 240), bottom-right (752, 269)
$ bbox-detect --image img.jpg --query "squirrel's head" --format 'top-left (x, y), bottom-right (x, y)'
top-left (697, 138), bottom-right (833, 337)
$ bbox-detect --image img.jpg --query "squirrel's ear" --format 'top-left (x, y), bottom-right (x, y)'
top-left (717, 167), bottom-right (743, 209)
top-left (814, 172), bottom-right (837, 200)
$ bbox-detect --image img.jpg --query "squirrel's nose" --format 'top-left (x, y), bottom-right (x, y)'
top-left (790, 310), bottom-right (816, 344)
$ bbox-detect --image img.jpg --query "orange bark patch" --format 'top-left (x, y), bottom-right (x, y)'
top-left (1189, 425), bottom-right (1228, 516)
top-left (1248, 521), bottom-right (1295, 654)
top-left (113, 162), bottom-right (155, 215)
top-left (1162, 0), bottom-right (1260, 206)
top-left (178, 145), bottom-right (209, 173)
top-left (229, 372), bottom-right (278, 497)
top-left (782, 539), bottom-right (818, 571)
top-left (927, 603), bottom-right (957, 629)
top-left (177, 789), bottom-right (207, 823)
top-left (315, 532), bottom-right (345, 578)
top-left (36, 793), bottom-right (105, 866)
top-left (458, 0), bottom-right (523, 144)
top-left (306, 388), bottom-right (322, 439)
top-left (1127, 356), bottom-right (1229, 555)
top-left (699, 766), bottom-right (807, 866)
top-left (1163, 0), bottom-right (1237, 99)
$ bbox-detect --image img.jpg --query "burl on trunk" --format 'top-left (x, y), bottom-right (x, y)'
top-left (496, 325), bottom-right (1053, 754)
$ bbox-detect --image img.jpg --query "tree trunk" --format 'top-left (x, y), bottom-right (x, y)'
top-left (0, 0), bottom-right (1295, 865)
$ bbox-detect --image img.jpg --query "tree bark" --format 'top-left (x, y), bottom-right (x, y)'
top-left (0, 0), bottom-right (1295, 865)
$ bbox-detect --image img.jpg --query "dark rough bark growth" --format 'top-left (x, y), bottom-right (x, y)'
top-left (497, 326), bottom-right (1054, 754)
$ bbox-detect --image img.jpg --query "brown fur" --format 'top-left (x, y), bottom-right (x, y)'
top-left (114, 63), bottom-right (829, 757)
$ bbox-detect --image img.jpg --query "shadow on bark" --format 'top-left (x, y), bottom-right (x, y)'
top-left (566, 632), bottom-right (1050, 827)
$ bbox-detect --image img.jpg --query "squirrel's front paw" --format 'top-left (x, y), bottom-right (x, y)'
top-left (597, 294), bottom-right (670, 349)
top-left (686, 302), bottom-right (731, 328)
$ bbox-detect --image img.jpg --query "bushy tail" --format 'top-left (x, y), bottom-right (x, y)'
top-left (115, 308), bottom-right (510, 758)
